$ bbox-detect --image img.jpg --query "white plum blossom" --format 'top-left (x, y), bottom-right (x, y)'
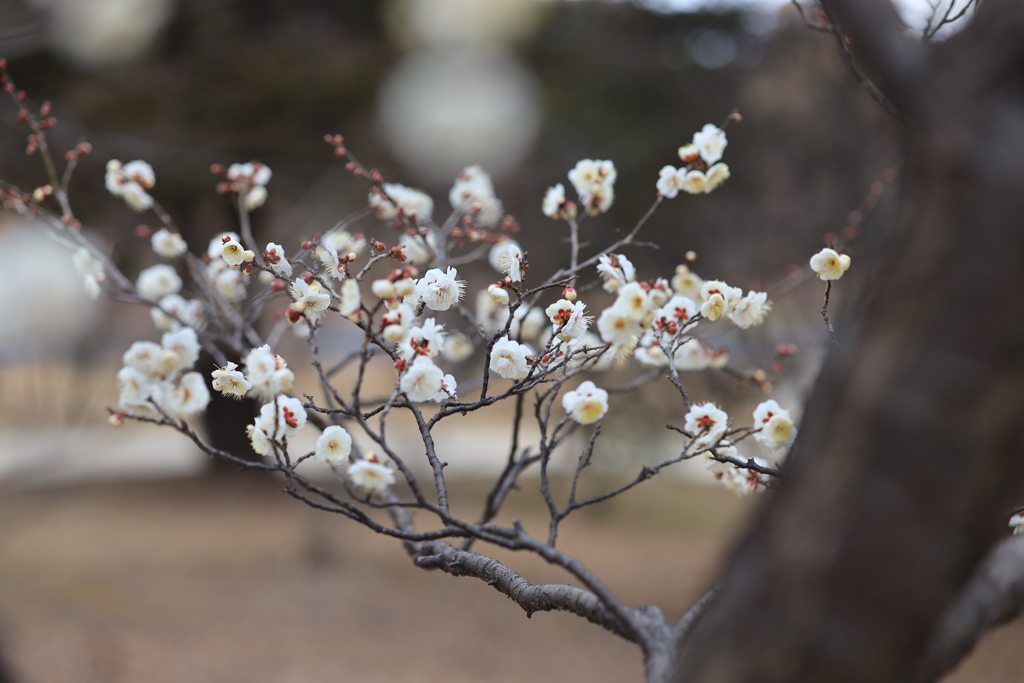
top-left (699, 280), bottom-right (743, 321)
top-left (82, 276), bottom-right (101, 299)
top-left (596, 253), bottom-right (636, 293)
top-left (243, 185), bottom-right (268, 211)
top-left (653, 296), bottom-right (698, 336)
top-left (394, 278), bottom-right (416, 298)
top-left (704, 443), bottom-right (737, 475)
top-left (683, 402), bottom-right (729, 449)
top-left (399, 231), bottom-right (438, 267)
top-left (221, 239), bottom-right (247, 268)
top-left (475, 289), bottom-right (509, 335)
top-left (214, 268), bottom-right (247, 303)
top-left (151, 228), bottom-right (187, 258)
top-left (450, 165), bottom-right (503, 227)
top-left (720, 464), bottom-right (769, 496)
top-left (568, 159), bottom-right (616, 214)
top-left (399, 317), bottom-right (446, 360)
top-left (489, 240), bottom-right (525, 283)
top-left (1011, 514), bottom-right (1024, 535)
top-left (562, 381), bottom-right (609, 425)
top-left (673, 338), bottom-right (711, 371)
top-left (672, 265), bottom-right (704, 301)
top-left (678, 143), bottom-right (699, 163)
top-left (72, 247), bottom-right (105, 299)
top-left (339, 279), bottom-right (361, 317)
top-left (709, 348), bottom-right (729, 370)
top-left (680, 170), bottom-right (707, 195)
top-left (211, 362), bottom-right (251, 399)
top-left (692, 123), bottom-right (728, 164)
top-left (542, 183), bottom-right (574, 219)
top-left (207, 232), bottom-right (241, 260)
top-left (322, 229), bottom-right (367, 258)
top-left (416, 267), bottom-right (465, 312)
top-left (369, 183), bottom-right (434, 224)
top-left (315, 426), bottom-right (353, 465)
top-left (488, 284), bottom-right (510, 306)
top-left (244, 345), bottom-right (295, 400)
top-left (555, 333), bottom-right (605, 370)
top-left (122, 340), bottom-right (177, 379)
top-left (442, 331), bottom-right (474, 363)
top-left (136, 264), bottom-right (182, 300)
top-left (245, 344), bottom-right (278, 383)
top-left (372, 279), bottom-right (397, 300)
top-left (635, 334), bottom-right (669, 367)
top-left (810, 248), bottom-right (852, 281)
top-left (72, 247), bottom-right (104, 280)
top-left (597, 304), bottom-right (643, 348)
top-left (490, 336), bottom-right (531, 380)
top-left (159, 372), bottom-right (210, 419)
top-left (117, 365), bottom-right (161, 408)
top-left (160, 327), bottom-right (200, 376)
top-left (431, 372), bottom-right (458, 402)
top-left (228, 161), bottom-right (271, 186)
top-left (105, 159), bottom-right (155, 211)
top-left (520, 307), bottom-right (548, 342)
top-left (704, 163), bottom-right (731, 192)
top-left (257, 396), bottom-right (307, 442)
top-left (656, 165), bottom-right (687, 198)
top-left (264, 243), bottom-right (293, 278)
top-left (247, 422), bottom-right (274, 456)
top-left (648, 278), bottom-right (672, 308)
top-left (318, 244), bottom-right (346, 281)
top-left (381, 303), bottom-right (416, 343)
top-left (546, 299), bottom-right (591, 341)
top-left (400, 355), bottom-right (445, 402)
top-left (752, 399), bottom-right (797, 450)
top-left (728, 291), bottom-right (772, 329)
top-left (245, 397), bottom-right (306, 455)
top-left (614, 282), bottom-right (653, 322)
top-left (227, 162), bottom-right (272, 211)
top-left (289, 278), bottom-right (331, 320)
top-left (348, 456), bottom-right (395, 493)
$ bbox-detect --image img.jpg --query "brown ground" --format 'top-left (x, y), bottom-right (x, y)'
top-left (0, 475), bottom-right (1021, 683)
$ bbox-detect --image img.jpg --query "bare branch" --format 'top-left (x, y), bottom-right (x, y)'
top-left (914, 534), bottom-right (1024, 683)
top-left (411, 540), bottom-right (637, 641)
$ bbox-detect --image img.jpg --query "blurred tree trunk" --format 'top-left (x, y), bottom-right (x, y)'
top-left (673, 2), bottom-right (1024, 682)
top-left (198, 348), bottom-right (260, 476)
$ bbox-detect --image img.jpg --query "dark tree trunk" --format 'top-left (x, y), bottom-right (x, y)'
top-left (197, 348), bottom-right (261, 476)
top-left (677, 2), bottom-right (1024, 681)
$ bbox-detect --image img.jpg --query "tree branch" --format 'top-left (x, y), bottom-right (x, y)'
top-left (411, 540), bottom-right (637, 641)
top-left (914, 533), bottom-right (1024, 683)
top-left (818, 0), bottom-right (932, 121)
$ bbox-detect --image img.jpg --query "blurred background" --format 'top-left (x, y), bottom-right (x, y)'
top-left (1, 0), bottom-right (1019, 681)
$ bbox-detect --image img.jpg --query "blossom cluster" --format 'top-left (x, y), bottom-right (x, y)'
top-left (105, 159), bottom-right (155, 211)
top-left (90, 119), bottom-right (832, 504)
top-left (115, 328), bottom-right (208, 420)
top-left (682, 398), bottom-right (796, 495)
top-left (227, 161), bottom-right (272, 211)
top-left (657, 123), bottom-right (731, 197)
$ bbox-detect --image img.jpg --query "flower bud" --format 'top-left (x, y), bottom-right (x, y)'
top-left (394, 278), bottom-right (416, 297)
top-left (383, 324), bottom-right (407, 342)
top-left (371, 279), bottom-right (397, 300)
top-left (487, 284), bottom-right (509, 306)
